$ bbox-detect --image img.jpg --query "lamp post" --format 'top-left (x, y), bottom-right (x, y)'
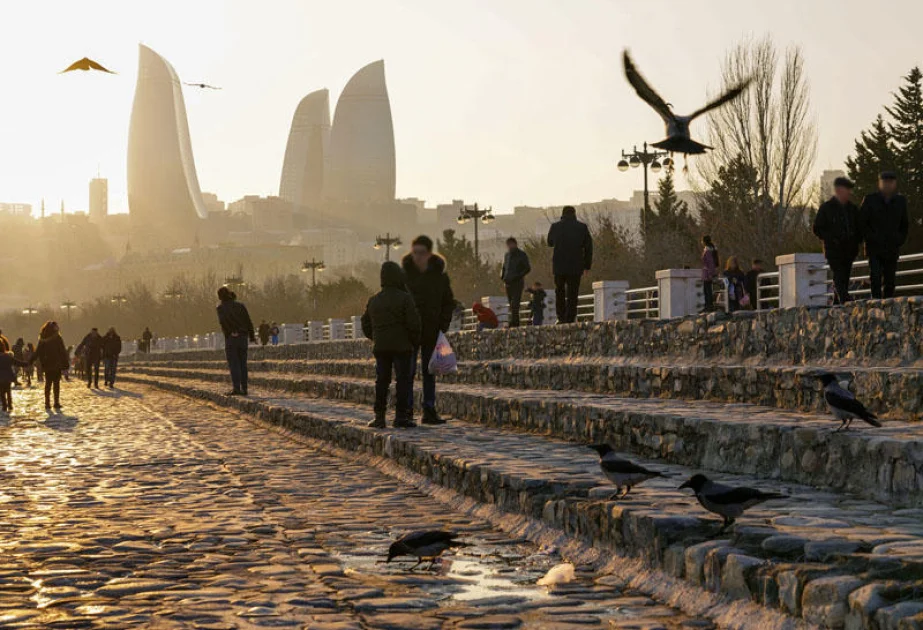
top-left (456, 203), bottom-right (494, 260)
top-left (373, 233), bottom-right (402, 262)
top-left (110, 294), bottom-right (128, 309)
top-left (163, 287), bottom-right (185, 334)
top-left (301, 258), bottom-right (325, 311)
top-left (61, 300), bottom-right (78, 322)
top-left (616, 142), bottom-right (672, 234)
top-left (22, 306), bottom-right (39, 318)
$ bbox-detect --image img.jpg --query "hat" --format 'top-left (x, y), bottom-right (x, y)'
top-left (879, 171), bottom-right (898, 181)
top-left (217, 286), bottom-right (234, 301)
top-left (833, 176), bottom-right (854, 189)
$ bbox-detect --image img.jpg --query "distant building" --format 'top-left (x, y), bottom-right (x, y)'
top-left (201, 192), bottom-right (226, 214)
top-left (228, 195), bottom-right (294, 233)
top-left (0, 202), bottom-right (32, 217)
top-left (820, 169), bottom-right (847, 201)
top-left (280, 89), bottom-right (330, 214)
top-left (89, 177), bottom-right (108, 223)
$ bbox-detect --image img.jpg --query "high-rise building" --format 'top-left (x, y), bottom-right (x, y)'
top-left (89, 177), bottom-right (108, 223)
top-left (127, 44), bottom-right (207, 250)
top-left (326, 60), bottom-right (396, 204)
top-left (280, 89), bottom-right (330, 213)
top-left (0, 202), bottom-right (32, 217)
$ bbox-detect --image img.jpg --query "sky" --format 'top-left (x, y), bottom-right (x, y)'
top-left (0, 0), bottom-right (922, 216)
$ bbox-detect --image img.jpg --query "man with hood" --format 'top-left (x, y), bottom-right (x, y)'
top-left (401, 235), bottom-right (455, 425)
top-left (547, 206), bottom-right (593, 323)
top-left (361, 261), bottom-right (421, 429)
top-left (76, 328), bottom-right (104, 389)
top-left (216, 287), bottom-right (256, 396)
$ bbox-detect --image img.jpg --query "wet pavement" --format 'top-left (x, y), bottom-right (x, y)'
top-left (0, 381), bottom-right (714, 628)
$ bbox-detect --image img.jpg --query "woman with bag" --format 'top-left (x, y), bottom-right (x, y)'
top-left (723, 256), bottom-right (750, 313)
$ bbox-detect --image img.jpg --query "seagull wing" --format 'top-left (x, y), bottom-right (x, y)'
top-left (60, 58), bottom-right (89, 73)
top-left (85, 58), bottom-right (116, 74)
top-left (622, 50), bottom-right (674, 123)
top-left (824, 389), bottom-right (880, 426)
top-left (688, 79), bottom-right (751, 121)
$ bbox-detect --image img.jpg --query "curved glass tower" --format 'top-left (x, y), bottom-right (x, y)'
top-left (279, 89), bottom-right (330, 213)
top-left (327, 60), bottom-right (396, 204)
top-left (128, 44), bottom-right (207, 249)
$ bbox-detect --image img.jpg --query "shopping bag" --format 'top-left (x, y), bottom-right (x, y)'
top-left (427, 332), bottom-right (458, 375)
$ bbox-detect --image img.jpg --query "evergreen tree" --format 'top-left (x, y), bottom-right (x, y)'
top-left (644, 170), bottom-right (699, 269)
top-left (436, 229), bottom-right (501, 304)
top-left (845, 115), bottom-right (898, 198)
top-left (887, 67), bottom-right (923, 247)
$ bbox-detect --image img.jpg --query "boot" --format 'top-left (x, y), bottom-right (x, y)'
top-left (421, 407), bottom-right (446, 425)
top-left (368, 409), bottom-right (386, 428)
top-left (393, 411), bottom-right (416, 429)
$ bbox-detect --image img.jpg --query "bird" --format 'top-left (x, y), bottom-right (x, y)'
top-left (60, 57), bottom-right (116, 75)
top-left (622, 50), bottom-right (751, 156)
top-left (679, 474), bottom-right (787, 533)
top-left (588, 444), bottom-right (664, 499)
top-left (385, 530), bottom-right (469, 571)
top-left (818, 373), bottom-right (881, 431)
top-left (184, 82), bottom-right (222, 90)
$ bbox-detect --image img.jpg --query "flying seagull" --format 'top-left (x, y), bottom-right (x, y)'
top-left (818, 374), bottom-right (881, 431)
top-left (60, 57), bottom-right (116, 75)
top-left (679, 474), bottom-right (787, 533)
top-left (622, 50), bottom-right (751, 156)
top-left (386, 530), bottom-right (469, 571)
top-left (184, 82), bottom-right (222, 90)
top-left (589, 444), bottom-right (664, 499)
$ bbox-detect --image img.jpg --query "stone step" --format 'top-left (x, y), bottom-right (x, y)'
top-left (131, 356), bottom-right (923, 423)
top-left (121, 371), bottom-right (923, 630)
top-left (123, 364), bottom-right (923, 510)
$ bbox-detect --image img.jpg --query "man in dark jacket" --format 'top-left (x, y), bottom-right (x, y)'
top-left (102, 327), bottom-right (122, 388)
top-left (401, 235), bottom-right (455, 425)
top-left (77, 328), bottom-right (103, 389)
top-left (362, 261), bottom-right (422, 429)
top-left (216, 287), bottom-right (256, 396)
top-left (501, 237), bottom-right (531, 327)
top-left (258, 320), bottom-right (271, 346)
top-left (141, 327), bottom-right (153, 353)
top-left (814, 177), bottom-right (862, 304)
top-left (861, 171), bottom-right (909, 299)
top-left (547, 206), bottom-right (593, 323)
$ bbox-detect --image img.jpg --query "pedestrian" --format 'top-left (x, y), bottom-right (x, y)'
top-left (216, 286), bottom-right (256, 396)
top-left (744, 259), bottom-right (764, 310)
top-left (258, 320), bottom-right (271, 346)
top-left (0, 330), bottom-right (9, 353)
top-left (813, 177), bottom-right (861, 304)
top-left (0, 351), bottom-right (29, 412)
top-left (547, 206), bottom-right (593, 324)
top-left (21, 342), bottom-right (35, 388)
top-left (11, 338), bottom-right (24, 388)
top-left (31, 321), bottom-right (69, 411)
top-left (141, 327), bottom-right (153, 353)
top-left (526, 281), bottom-right (548, 326)
top-left (723, 256), bottom-right (749, 312)
top-left (270, 322), bottom-right (280, 345)
top-left (76, 328), bottom-right (103, 389)
top-left (102, 327), bottom-right (122, 388)
top-left (501, 237), bottom-right (531, 327)
top-left (861, 171), bottom-right (909, 299)
top-left (401, 235), bottom-right (455, 425)
top-left (361, 261), bottom-right (421, 429)
top-left (701, 235), bottom-right (719, 311)
top-left (472, 302), bottom-right (499, 331)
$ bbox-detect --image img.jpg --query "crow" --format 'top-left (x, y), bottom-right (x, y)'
top-left (386, 530), bottom-right (469, 571)
top-left (589, 444), bottom-right (664, 499)
top-left (679, 474), bottom-right (787, 533)
top-left (818, 373), bottom-right (881, 431)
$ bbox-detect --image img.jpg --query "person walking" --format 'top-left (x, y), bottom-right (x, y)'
top-left (861, 171), bottom-right (909, 299)
top-left (361, 261), bottom-right (421, 429)
top-left (501, 237), bottom-right (531, 327)
top-left (401, 235), bottom-right (455, 425)
top-left (526, 281), bottom-right (547, 326)
top-left (141, 327), bottom-right (153, 353)
top-left (31, 321), bottom-right (69, 410)
top-left (216, 287), bottom-right (256, 396)
top-left (701, 235), bottom-right (719, 311)
top-left (77, 328), bottom-right (103, 389)
top-left (258, 320), bottom-right (271, 346)
top-left (21, 342), bottom-right (35, 388)
top-left (102, 327), bottom-right (122, 388)
top-left (0, 351), bottom-right (29, 412)
top-left (723, 256), bottom-right (749, 312)
top-left (547, 206), bottom-right (593, 324)
top-left (814, 177), bottom-right (862, 304)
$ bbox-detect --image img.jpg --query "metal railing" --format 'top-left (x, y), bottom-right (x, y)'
top-left (756, 271), bottom-right (781, 310)
top-left (625, 286), bottom-right (659, 319)
top-left (817, 252), bottom-right (923, 302)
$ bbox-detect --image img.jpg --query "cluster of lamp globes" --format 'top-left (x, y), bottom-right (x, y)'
top-left (616, 155), bottom-right (674, 173)
top-left (456, 203), bottom-right (495, 225)
top-left (373, 235), bottom-right (403, 251)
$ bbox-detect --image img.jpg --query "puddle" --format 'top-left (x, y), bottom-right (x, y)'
top-left (445, 558), bottom-right (548, 602)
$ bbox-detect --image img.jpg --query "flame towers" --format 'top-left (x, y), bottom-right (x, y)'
top-left (128, 44), bottom-right (207, 249)
top-left (279, 89), bottom-right (330, 213)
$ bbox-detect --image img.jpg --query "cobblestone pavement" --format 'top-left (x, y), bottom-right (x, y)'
top-left (0, 382), bottom-right (714, 629)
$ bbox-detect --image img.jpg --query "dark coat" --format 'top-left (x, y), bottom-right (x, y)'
top-left (527, 287), bottom-right (547, 312)
top-left (258, 322), bottom-right (271, 341)
top-left (813, 197), bottom-right (862, 261)
top-left (547, 214), bottom-right (593, 276)
top-left (501, 248), bottom-right (531, 284)
top-left (102, 333), bottom-right (122, 359)
top-left (78, 331), bottom-right (104, 362)
top-left (217, 299), bottom-right (256, 340)
top-left (861, 191), bottom-right (909, 257)
top-left (401, 253), bottom-right (455, 347)
top-left (0, 353), bottom-right (28, 385)
top-left (34, 334), bottom-right (69, 374)
top-left (361, 262), bottom-right (422, 353)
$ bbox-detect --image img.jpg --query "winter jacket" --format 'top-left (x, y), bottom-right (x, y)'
top-left (501, 248), bottom-right (531, 284)
top-left (33, 334), bottom-right (69, 374)
top-left (102, 333), bottom-right (122, 359)
top-left (472, 303), bottom-right (499, 328)
top-left (861, 192), bottom-right (909, 257)
top-left (527, 287), bottom-right (547, 313)
top-left (701, 246), bottom-right (719, 281)
top-left (217, 299), bottom-right (256, 340)
top-left (258, 323), bottom-right (271, 341)
top-left (547, 215), bottom-right (593, 276)
top-left (77, 332), bottom-right (104, 362)
top-left (401, 253), bottom-right (455, 347)
top-left (813, 197), bottom-right (862, 261)
top-left (361, 261), bottom-right (422, 353)
top-left (0, 352), bottom-right (28, 385)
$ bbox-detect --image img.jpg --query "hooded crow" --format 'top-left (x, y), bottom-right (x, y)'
top-left (386, 530), bottom-right (468, 571)
top-left (623, 50), bottom-right (751, 157)
top-left (679, 474), bottom-right (787, 533)
top-left (589, 444), bottom-right (664, 499)
top-left (818, 374), bottom-right (881, 431)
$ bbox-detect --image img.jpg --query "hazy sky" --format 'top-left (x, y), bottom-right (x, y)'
top-left (1, 0), bottom-right (921, 216)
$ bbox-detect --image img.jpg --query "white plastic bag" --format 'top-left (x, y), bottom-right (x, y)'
top-left (427, 332), bottom-right (458, 375)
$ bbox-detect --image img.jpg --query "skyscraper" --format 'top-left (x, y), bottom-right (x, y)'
top-left (89, 177), bottom-right (108, 223)
top-left (280, 89), bottom-right (330, 214)
top-left (127, 44), bottom-right (207, 249)
top-left (326, 60), bottom-right (396, 204)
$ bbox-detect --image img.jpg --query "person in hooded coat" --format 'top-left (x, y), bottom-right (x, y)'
top-left (76, 328), bottom-right (104, 389)
top-left (547, 206), bottom-right (593, 323)
top-left (31, 321), bottom-right (69, 410)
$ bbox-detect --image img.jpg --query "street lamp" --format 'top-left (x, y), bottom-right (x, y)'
top-left (456, 202), bottom-right (495, 260)
top-left (111, 294), bottom-right (128, 308)
top-left (301, 258), bottom-right (325, 310)
top-left (22, 306), bottom-right (39, 317)
top-left (61, 300), bottom-right (78, 322)
top-left (374, 233), bottom-right (402, 262)
top-left (163, 287), bottom-right (185, 332)
top-left (617, 142), bottom-right (671, 233)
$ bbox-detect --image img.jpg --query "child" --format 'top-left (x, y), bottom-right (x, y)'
top-left (0, 351), bottom-right (29, 412)
top-left (361, 261), bottom-right (422, 429)
top-left (526, 281), bottom-right (547, 326)
top-left (270, 322), bottom-right (280, 345)
top-left (472, 303), bottom-right (499, 331)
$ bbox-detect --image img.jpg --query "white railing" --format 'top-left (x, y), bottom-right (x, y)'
top-left (575, 293), bottom-right (595, 322)
top-left (816, 252), bottom-right (923, 302)
top-left (756, 271), bottom-right (781, 310)
top-left (625, 286), bottom-right (659, 319)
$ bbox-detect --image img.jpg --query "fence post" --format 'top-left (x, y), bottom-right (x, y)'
top-left (306, 321), bottom-right (324, 342)
top-left (328, 318), bottom-right (346, 340)
top-left (655, 269), bottom-right (703, 319)
top-left (776, 253), bottom-right (827, 308)
top-left (593, 280), bottom-right (629, 321)
top-left (280, 323), bottom-right (305, 345)
top-left (350, 315), bottom-right (364, 339)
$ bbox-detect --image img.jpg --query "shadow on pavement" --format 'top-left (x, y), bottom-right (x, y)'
top-left (89, 388), bottom-right (143, 399)
top-left (44, 412), bottom-right (78, 431)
